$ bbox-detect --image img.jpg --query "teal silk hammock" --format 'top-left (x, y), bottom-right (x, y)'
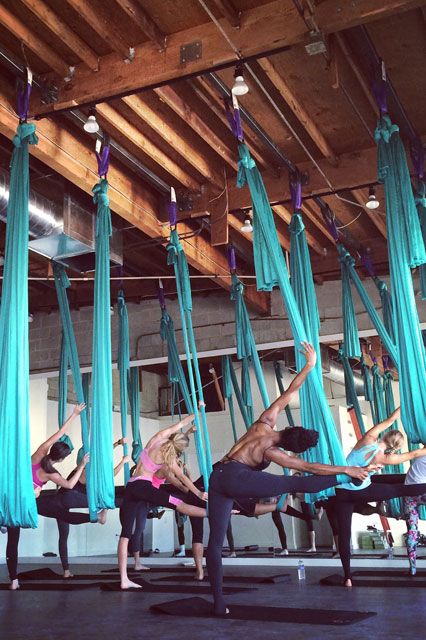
top-left (339, 251), bottom-right (361, 359)
top-left (273, 361), bottom-right (295, 427)
top-left (236, 146), bottom-right (346, 504)
top-left (288, 195), bottom-right (346, 492)
top-left (129, 367), bottom-right (143, 464)
top-left (338, 348), bottom-right (366, 435)
top-left (361, 356), bottom-right (376, 425)
top-left (221, 355), bottom-right (248, 441)
top-left (88, 155), bottom-right (115, 515)
top-left (415, 181), bottom-right (426, 300)
top-left (0, 121), bottom-right (38, 528)
top-left (117, 290), bottom-right (130, 483)
top-left (375, 114), bottom-right (426, 444)
top-left (159, 295), bottom-right (210, 488)
top-left (57, 335), bottom-right (74, 452)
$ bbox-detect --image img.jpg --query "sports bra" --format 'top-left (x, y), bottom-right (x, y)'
top-left (32, 463), bottom-right (46, 489)
top-left (339, 443), bottom-right (379, 491)
top-left (129, 447), bottom-right (164, 484)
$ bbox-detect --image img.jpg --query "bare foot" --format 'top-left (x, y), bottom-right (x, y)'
top-left (97, 509), bottom-right (107, 525)
top-left (121, 579), bottom-right (142, 590)
top-left (134, 564), bottom-right (150, 571)
top-left (9, 579), bottom-right (20, 590)
top-left (63, 570), bottom-right (74, 579)
top-left (344, 578), bottom-right (352, 588)
top-left (195, 570), bottom-right (204, 581)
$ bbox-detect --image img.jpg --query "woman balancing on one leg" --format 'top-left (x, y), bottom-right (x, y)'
top-left (118, 409), bottom-right (209, 590)
top-left (56, 438), bottom-right (131, 578)
top-left (7, 403), bottom-right (107, 590)
top-left (334, 407), bottom-right (426, 586)
top-left (403, 457), bottom-right (426, 576)
top-left (206, 343), bottom-right (375, 616)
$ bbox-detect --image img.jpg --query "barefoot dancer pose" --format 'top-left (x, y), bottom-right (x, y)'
top-left (205, 343), bottom-right (374, 615)
top-left (6, 403), bottom-right (107, 590)
top-left (56, 437), bottom-right (131, 578)
top-left (118, 411), bottom-right (208, 590)
top-left (334, 408), bottom-right (426, 586)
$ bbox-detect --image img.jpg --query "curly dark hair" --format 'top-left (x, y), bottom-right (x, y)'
top-left (278, 427), bottom-right (319, 453)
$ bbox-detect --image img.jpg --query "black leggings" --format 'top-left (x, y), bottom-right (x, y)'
top-left (206, 461), bottom-right (343, 615)
top-left (271, 505), bottom-right (312, 549)
top-left (335, 481), bottom-right (426, 579)
top-left (56, 487), bottom-right (90, 570)
top-left (6, 527), bottom-right (20, 581)
top-left (119, 480), bottom-right (183, 539)
top-left (37, 494), bottom-right (91, 524)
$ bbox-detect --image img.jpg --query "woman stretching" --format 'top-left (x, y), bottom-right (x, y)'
top-left (404, 457), bottom-right (426, 576)
top-left (334, 407), bottom-right (426, 586)
top-left (118, 411), bottom-right (208, 590)
top-left (206, 343), bottom-right (374, 616)
top-left (6, 403), bottom-right (106, 590)
top-left (56, 437), bottom-right (130, 578)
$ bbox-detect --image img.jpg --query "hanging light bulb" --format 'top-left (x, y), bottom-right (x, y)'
top-left (232, 64), bottom-right (249, 96)
top-left (28, 313), bottom-right (34, 323)
top-left (110, 306), bottom-right (115, 316)
top-left (83, 108), bottom-right (99, 134)
top-left (365, 186), bottom-right (380, 210)
top-left (241, 216), bottom-right (253, 233)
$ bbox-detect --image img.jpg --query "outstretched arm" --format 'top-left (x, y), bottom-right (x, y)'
top-left (258, 343), bottom-right (316, 428)
top-left (265, 447), bottom-right (377, 481)
top-left (114, 455), bottom-right (131, 477)
top-left (357, 407), bottom-right (401, 446)
top-left (147, 413), bottom-right (195, 448)
top-left (169, 461), bottom-right (207, 501)
top-left (31, 403), bottom-right (86, 463)
top-left (383, 446), bottom-right (426, 466)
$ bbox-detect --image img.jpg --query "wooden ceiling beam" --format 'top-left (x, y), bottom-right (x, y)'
top-left (0, 4), bottom-right (70, 77)
top-left (301, 202), bottom-right (336, 246)
top-left (208, 0), bottom-right (241, 28)
top-left (20, 0), bottom-right (99, 72)
top-left (96, 102), bottom-right (200, 191)
top-left (29, 0), bottom-right (423, 116)
top-left (0, 90), bottom-right (269, 315)
top-left (154, 85), bottom-right (238, 171)
top-left (258, 57), bottom-right (338, 166)
top-left (121, 94), bottom-right (223, 187)
top-left (113, 0), bottom-right (166, 50)
top-left (65, 0), bottom-right (132, 59)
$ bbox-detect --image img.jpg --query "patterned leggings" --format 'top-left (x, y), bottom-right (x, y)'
top-left (404, 494), bottom-right (426, 573)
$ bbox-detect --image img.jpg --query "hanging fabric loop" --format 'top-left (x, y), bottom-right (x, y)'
top-left (117, 290), bottom-right (130, 483)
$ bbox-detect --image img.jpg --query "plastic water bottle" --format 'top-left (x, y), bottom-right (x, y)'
top-left (297, 560), bottom-right (306, 580)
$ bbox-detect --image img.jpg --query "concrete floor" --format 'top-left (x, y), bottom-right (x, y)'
top-left (1, 561), bottom-right (426, 640)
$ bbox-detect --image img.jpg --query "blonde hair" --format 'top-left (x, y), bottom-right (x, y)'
top-left (382, 429), bottom-right (404, 452)
top-left (161, 432), bottom-right (189, 469)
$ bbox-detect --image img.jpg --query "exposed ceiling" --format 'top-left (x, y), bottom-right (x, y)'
top-left (0, 0), bottom-right (424, 316)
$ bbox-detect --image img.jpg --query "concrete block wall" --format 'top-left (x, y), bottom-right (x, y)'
top-left (29, 274), bottom-right (426, 374)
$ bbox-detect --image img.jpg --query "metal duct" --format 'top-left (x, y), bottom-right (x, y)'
top-left (320, 345), bottom-right (364, 396)
top-left (0, 167), bottom-right (122, 271)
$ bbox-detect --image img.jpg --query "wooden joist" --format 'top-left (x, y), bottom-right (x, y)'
top-left (0, 91), bottom-right (269, 315)
top-left (29, 0), bottom-right (423, 116)
top-left (113, 0), bottom-right (166, 50)
top-left (21, 0), bottom-right (99, 71)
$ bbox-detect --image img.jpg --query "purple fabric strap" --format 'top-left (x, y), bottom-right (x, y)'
top-left (168, 201), bottom-right (178, 227)
top-left (96, 145), bottom-right (110, 178)
top-left (361, 253), bottom-right (375, 278)
top-left (320, 203), bottom-right (339, 242)
top-left (382, 355), bottom-right (389, 371)
top-left (227, 245), bottom-right (237, 272)
top-left (411, 139), bottom-right (424, 180)
top-left (158, 284), bottom-right (166, 309)
top-left (223, 98), bottom-right (244, 141)
top-left (16, 81), bottom-right (32, 122)
top-left (372, 78), bottom-right (388, 114)
top-left (289, 174), bottom-right (302, 211)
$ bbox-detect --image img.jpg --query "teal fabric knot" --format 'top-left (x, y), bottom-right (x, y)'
top-left (377, 280), bottom-right (388, 293)
top-left (230, 279), bottom-right (244, 302)
top-left (53, 262), bottom-right (70, 289)
top-left (237, 144), bottom-right (256, 188)
top-left (13, 122), bottom-right (38, 148)
top-left (92, 179), bottom-right (110, 207)
top-left (93, 180), bottom-right (112, 238)
top-left (166, 240), bottom-right (178, 266)
top-left (374, 114), bottom-right (399, 144)
top-left (289, 212), bottom-right (305, 236)
top-left (337, 245), bottom-right (354, 268)
top-left (415, 182), bottom-right (426, 208)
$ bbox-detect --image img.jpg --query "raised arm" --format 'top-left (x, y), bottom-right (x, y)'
top-left (258, 343), bottom-right (316, 428)
top-left (383, 446), bottom-right (426, 466)
top-left (265, 447), bottom-right (376, 481)
top-left (147, 413), bottom-right (195, 448)
top-left (31, 403), bottom-right (86, 463)
top-left (45, 454), bottom-right (89, 489)
top-left (358, 407), bottom-right (401, 446)
top-left (113, 436), bottom-right (129, 449)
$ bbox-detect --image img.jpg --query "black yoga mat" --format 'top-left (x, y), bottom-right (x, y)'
top-left (320, 573), bottom-right (426, 588)
top-left (17, 568), bottom-right (121, 582)
top-left (152, 573), bottom-right (290, 584)
top-left (100, 579), bottom-right (255, 594)
top-left (101, 566), bottom-right (194, 574)
top-left (353, 569), bottom-right (426, 578)
top-left (150, 597), bottom-right (377, 625)
top-left (0, 581), bottom-right (99, 591)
